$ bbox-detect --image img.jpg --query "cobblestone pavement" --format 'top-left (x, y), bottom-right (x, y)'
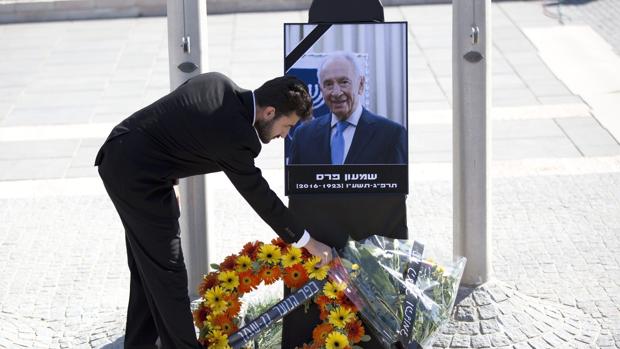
top-left (542, 0), bottom-right (620, 54)
top-left (419, 168), bottom-right (620, 348)
top-left (0, 195), bottom-right (126, 348)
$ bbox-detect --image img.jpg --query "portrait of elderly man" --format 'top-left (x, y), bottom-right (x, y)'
top-left (289, 51), bottom-right (407, 165)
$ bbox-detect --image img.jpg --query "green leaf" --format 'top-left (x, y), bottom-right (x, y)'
top-left (360, 335), bottom-right (371, 342)
top-left (209, 263), bottom-right (219, 270)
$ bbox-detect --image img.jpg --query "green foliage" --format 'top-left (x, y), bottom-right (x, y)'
top-left (243, 297), bottom-right (282, 349)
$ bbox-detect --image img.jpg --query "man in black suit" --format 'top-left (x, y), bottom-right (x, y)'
top-left (95, 73), bottom-right (332, 348)
top-left (289, 51), bottom-right (407, 165)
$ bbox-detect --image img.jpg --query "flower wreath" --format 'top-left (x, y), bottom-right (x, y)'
top-left (193, 238), bottom-right (369, 349)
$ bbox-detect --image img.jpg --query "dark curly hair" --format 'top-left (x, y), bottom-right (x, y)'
top-left (254, 76), bottom-right (313, 121)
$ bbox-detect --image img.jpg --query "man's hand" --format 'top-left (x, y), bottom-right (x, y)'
top-left (303, 237), bottom-right (333, 267)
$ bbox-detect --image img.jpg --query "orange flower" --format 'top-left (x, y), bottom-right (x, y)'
top-left (198, 272), bottom-right (218, 295)
top-left (315, 295), bottom-right (331, 311)
top-left (192, 305), bottom-right (209, 327)
top-left (222, 321), bottom-right (238, 336)
top-left (237, 271), bottom-right (259, 294)
top-left (213, 314), bottom-right (238, 335)
top-left (283, 264), bottom-right (309, 289)
top-left (319, 307), bottom-right (330, 321)
top-left (337, 291), bottom-right (358, 313)
top-left (345, 319), bottom-right (365, 343)
top-left (271, 237), bottom-right (290, 254)
top-left (315, 293), bottom-right (334, 321)
top-left (312, 323), bottom-right (334, 345)
top-left (259, 265), bottom-right (281, 285)
top-left (301, 247), bottom-right (313, 259)
top-left (224, 294), bottom-right (241, 318)
top-left (219, 254), bottom-right (237, 271)
top-left (212, 313), bottom-right (229, 327)
top-left (241, 241), bottom-right (261, 259)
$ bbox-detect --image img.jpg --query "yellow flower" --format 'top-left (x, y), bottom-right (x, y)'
top-left (207, 329), bottom-right (231, 349)
top-left (328, 307), bottom-right (354, 329)
top-left (281, 247), bottom-right (302, 267)
top-left (325, 331), bottom-right (349, 349)
top-left (314, 265), bottom-right (330, 280)
top-left (351, 263), bottom-right (360, 271)
top-left (304, 256), bottom-right (320, 269)
top-left (235, 255), bottom-right (252, 273)
top-left (257, 244), bottom-right (281, 265)
top-left (304, 256), bottom-right (329, 280)
top-left (218, 270), bottom-right (240, 291)
top-left (323, 281), bottom-right (347, 299)
top-left (205, 286), bottom-right (228, 314)
top-left (206, 313), bottom-right (216, 325)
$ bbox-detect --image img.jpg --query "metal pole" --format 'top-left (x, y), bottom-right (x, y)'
top-left (452, 0), bottom-right (491, 287)
top-left (167, 0), bottom-right (209, 299)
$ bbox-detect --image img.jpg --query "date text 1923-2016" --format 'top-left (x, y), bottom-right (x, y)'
top-left (287, 165), bottom-right (408, 194)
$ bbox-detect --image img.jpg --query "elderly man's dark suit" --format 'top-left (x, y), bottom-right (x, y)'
top-left (289, 108), bottom-right (407, 165)
top-left (95, 72), bottom-right (303, 348)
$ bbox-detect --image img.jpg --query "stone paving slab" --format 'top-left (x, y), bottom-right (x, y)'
top-left (494, 119), bottom-right (566, 139)
top-left (495, 137), bottom-right (583, 160)
top-left (522, 23), bottom-right (620, 142)
top-left (0, 139), bottom-right (79, 159)
top-left (0, 3), bottom-right (587, 129)
top-left (0, 158), bottom-right (71, 180)
top-left (546, 0), bottom-right (620, 55)
top-left (2, 106), bottom-right (95, 126)
top-left (556, 117), bottom-right (620, 156)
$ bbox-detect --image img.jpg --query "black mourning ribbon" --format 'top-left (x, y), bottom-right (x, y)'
top-left (394, 241), bottom-right (425, 349)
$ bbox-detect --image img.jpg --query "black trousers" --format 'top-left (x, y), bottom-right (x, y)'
top-left (97, 134), bottom-right (201, 349)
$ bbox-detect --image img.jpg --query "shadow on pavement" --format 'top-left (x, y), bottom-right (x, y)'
top-left (543, 0), bottom-right (596, 6)
top-left (101, 336), bottom-right (124, 349)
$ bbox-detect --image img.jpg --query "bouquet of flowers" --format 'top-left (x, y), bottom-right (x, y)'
top-left (329, 236), bottom-right (466, 348)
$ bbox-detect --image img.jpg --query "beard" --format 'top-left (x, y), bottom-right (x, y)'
top-left (255, 117), bottom-right (276, 144)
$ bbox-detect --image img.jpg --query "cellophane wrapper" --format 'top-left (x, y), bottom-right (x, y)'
top-left (329, 235), bottom-right (466, 348)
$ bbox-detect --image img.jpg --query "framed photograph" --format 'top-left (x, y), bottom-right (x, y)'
top-left (284, 22), bottom-right (409, 195)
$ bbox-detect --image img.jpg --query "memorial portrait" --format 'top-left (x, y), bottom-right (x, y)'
top-left (284, 22), bottom-right (409, 194)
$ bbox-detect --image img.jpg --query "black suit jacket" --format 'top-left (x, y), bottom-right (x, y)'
top-left (95, 72), bottom-right (303, 243)
top-left (289, 108), bottom-right (407, 165)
